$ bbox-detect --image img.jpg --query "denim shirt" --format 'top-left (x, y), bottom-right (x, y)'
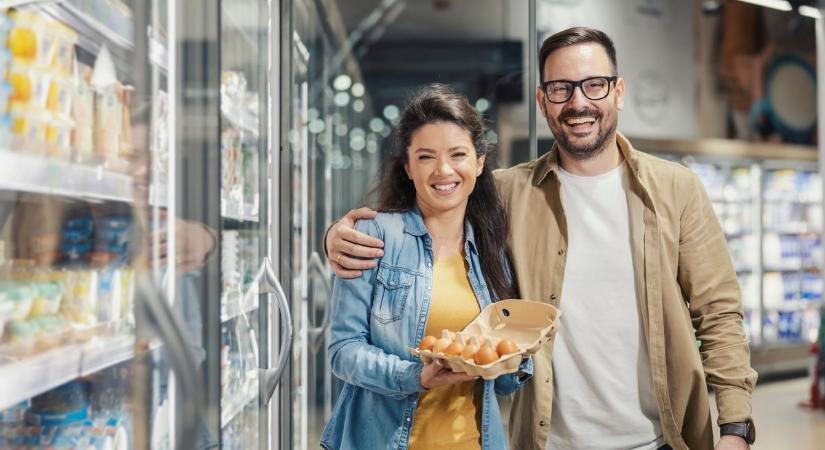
top-left (321, 209), bottom-right (533, 450)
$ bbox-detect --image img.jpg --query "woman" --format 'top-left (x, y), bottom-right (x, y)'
top-left (321, 84), bottom-right (531, 450)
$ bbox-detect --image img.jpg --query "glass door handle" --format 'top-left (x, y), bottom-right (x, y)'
top-left (307, 252), bottom-right (332, 351)
top-left (135, 274), bottom-right (203, 450)
top-left (259, 257), bottom-right (294, 405)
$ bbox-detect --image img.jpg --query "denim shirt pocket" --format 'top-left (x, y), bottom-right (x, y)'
top-left (372, 264), bottom-right (415, 324)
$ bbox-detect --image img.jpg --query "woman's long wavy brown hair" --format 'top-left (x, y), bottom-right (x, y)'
top-left (367, 83), bottom-right (516, 300)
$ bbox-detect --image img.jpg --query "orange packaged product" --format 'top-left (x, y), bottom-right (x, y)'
top-left (9, 61), bottom-right (51, 108)
top-left (71, 64), bottom-right (94, 161)
top-left (46, 116), bottom-right (74, 159)
top-left (50, 24), bottom-right (77, 74)
top-left (7, 11), bottom-right (40, 61)
top-left (94, 82), bottom-right (123, 165)
top-left (118, 85), bottom-right (134, 163)
top-left (10, 103), bottom-right (48, 152)
top-left (47, 75), bottom-right (72, 116)
top-left (8, 11), bottom-right (59, 68)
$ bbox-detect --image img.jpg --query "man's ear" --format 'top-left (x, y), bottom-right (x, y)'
top-left (536, 86), bottom-right (547, 118)
top-left (615, 77), bottom-right (625, 111)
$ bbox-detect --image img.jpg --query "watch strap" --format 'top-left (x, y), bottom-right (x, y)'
top-left (720, 421), bottom-right (754, 445)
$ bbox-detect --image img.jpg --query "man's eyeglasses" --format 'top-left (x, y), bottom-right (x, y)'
top-left (540, 76), bottom-right (618, 104)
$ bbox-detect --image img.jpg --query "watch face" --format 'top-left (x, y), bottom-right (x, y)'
top-left (747, 419), bottom-right (756, 444)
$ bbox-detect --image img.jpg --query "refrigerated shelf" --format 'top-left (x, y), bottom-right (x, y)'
top-left (150, 182), bottom-right (169, 208)
top-left (79, 333), bottom-right (135, 376)
top-left (221, 291), bottom-right (259, 323)
top-left (0, 333), bottom-right (138, 411)
top-left (221, 388), bottom-right (256, 428)
top-left (0, 345), bottom-right (83, 411)
top-left (0, 150), bottom-right (133, 202)
top-left (221, 199), bottom-right (259, 223)
top-left (9, 0), bottom-right (169, 73)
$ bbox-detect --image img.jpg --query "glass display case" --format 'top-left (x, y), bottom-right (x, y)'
top-left (642, 139), bottom-right (823, 376)
top-left (0, 0), bottom-right (170, 448)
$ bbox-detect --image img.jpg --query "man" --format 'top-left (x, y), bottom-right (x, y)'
top-left (325, 27), bottom-right (757, 450)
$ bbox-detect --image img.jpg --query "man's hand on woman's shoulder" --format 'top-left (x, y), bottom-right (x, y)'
top-left (325, 207), bottom-right (385, 278)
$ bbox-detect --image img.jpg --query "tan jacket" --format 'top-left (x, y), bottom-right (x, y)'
top-left (495, 133), bottom-right (757, 450)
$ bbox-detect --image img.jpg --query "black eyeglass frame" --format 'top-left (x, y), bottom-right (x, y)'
top-left (540, 76), bottom-right (619, 104)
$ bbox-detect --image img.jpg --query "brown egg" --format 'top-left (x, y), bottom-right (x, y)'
top-left (445, 335), bottom-right (466, 356)
top-left (474, 339), bottom-right (499, 365)
top-left (432, 330), bottom-right (453, 354)
top-left (419, 335), bottom-right (437, 351)
top-left (461, 336), bottom-right (480, 361)
top-left (496, 339), bottom-right (519, 356)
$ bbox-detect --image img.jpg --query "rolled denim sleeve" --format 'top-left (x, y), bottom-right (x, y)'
top-left (494, 356), bottom-right (533, 396)
top-left (328, 219), bottom-right (425, 400)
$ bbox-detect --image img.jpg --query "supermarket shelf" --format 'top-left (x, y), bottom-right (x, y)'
top-left (221, 198), bottom-right (259, 223)
top-left (221, 290), bottom-right (259, 323)
top-left (632, 137), bottom-right (817, 162)
top-left (763, 300), bottom-right (823, 310)
top-left (763, 267), bottom-right (822, 273)
top-left (0, 334), bottom-right (135, 410)
top-left (763, 226), bottom-right (821, 234)
top-left (223, 111), bottom-right (260, 138)
top-left (0, 0), bottom-right (49, 8)
top-left (149, 182), bottom-right (169, 208)
top-left (710, 197), bottom-right (753, 204)
top-left (34, 0), bottom-right (168, 74)
top-left (0, 150), bottom-right (133, 202)
top-left (222, 212), bottom-right (260, 223)
top-left (79, 334), bottom-right (135, 376)
top-left (751, 340), bottom-right (812, 377)
top-left (0, 344), bottom-right (83, 411)
top-left (221, 388), bottom-right (256, 428)
top-left (764, 198), bottom-right (821, 204)
top-left (0, 333), bottom-right (157, 411)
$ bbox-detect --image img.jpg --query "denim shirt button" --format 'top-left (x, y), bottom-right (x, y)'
top-left (406, 417), bottom-right (411, 422)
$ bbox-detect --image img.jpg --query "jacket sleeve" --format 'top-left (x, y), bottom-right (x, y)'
top-left (493, 356), bottom-right (533, 396)
top-left (677, 172), bottom-right (758, 425)
top-left (328, 219), bottom-right (425, 400)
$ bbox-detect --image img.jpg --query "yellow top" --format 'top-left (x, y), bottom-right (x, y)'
top-left (408, 254), bottom-right (482, 450)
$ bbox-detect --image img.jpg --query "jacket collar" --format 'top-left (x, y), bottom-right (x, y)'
top-left (402, 207), bottom-right (479, 255)
top-left (533, 131), bottom-right (640, 186)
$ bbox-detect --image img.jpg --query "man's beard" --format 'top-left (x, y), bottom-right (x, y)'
top-left (550, 108), bottom-right (617, 161)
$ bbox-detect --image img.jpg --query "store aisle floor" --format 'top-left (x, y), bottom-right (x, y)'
top-left (711, 377), bottom-right (825, 449)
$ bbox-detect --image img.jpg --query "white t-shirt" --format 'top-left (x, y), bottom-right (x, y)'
top-left (546, 163), bottom-right (664, 450)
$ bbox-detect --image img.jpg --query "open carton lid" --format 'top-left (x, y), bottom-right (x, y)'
top-left (408, 299), bottom-right (560, 380)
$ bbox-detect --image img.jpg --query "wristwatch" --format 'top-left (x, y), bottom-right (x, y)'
top-left (720, 419), bottom-right (755, 445)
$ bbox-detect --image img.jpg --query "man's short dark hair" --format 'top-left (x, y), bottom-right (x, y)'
top-left (538, 27), bottom-right (618, 82)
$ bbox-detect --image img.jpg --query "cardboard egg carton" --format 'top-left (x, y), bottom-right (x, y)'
top-left (408, 299), bottom-right (560, 380)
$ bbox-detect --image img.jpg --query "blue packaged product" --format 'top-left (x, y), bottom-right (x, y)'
top-left (0, 400), bottom-right (28, 424)
top-left (95, 216), bottom-right (131, 231)
top-left (60, 241), bottom-right (92, 259)
top-left (26, 406), bottom-right (89, 426)
top-left (27, 381), bottom-right (89, 426)
top-left (64, 218), bottom-right (94, 233)
top-left (95, 228), bottom-right (129, 246)
top-left (62, 227), bottom-right (92, 244)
